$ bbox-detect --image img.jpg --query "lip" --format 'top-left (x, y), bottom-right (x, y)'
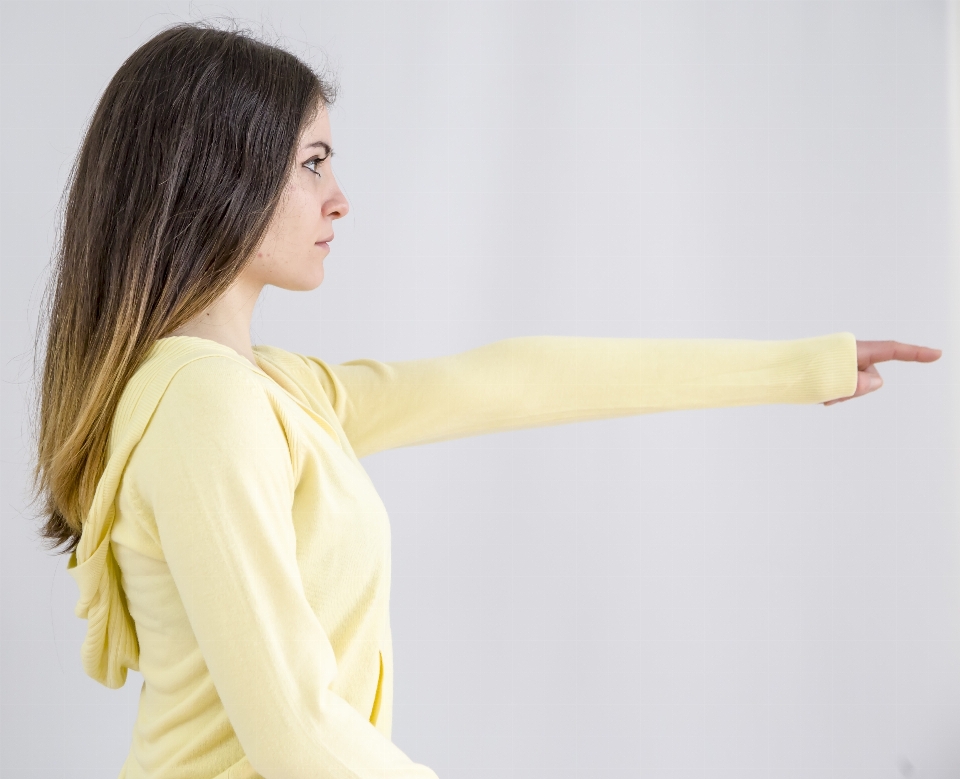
top-left (315, 235), bottom-right (334, 244)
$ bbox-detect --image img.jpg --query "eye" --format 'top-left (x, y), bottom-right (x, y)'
top-left (304, 155), bottom-right (328, 178)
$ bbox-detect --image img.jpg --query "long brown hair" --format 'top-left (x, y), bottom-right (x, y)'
top-left (28, 20), bottom-right (338, 555)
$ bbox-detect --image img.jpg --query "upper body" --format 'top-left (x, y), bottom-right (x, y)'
top-left (37, 22), bottom-right (936, 779)
top-left (67, 330), bottom-right (857, 779)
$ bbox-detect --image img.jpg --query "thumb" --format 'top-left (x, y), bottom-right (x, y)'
top-left (824, 365), bottom-right (883, 405)
top-left (860, 365), bottom-right (883, 394)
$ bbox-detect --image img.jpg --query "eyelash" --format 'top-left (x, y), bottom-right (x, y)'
top-left (304, 154), bottom-right (330, 178)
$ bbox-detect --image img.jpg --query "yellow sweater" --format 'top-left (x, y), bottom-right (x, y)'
top-left (67, 332), bottom-right (858, 779)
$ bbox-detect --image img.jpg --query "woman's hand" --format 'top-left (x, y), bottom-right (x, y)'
top-left (822, 340), bottom-right (943, 406)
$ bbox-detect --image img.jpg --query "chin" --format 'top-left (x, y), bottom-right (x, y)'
top-left (280, 257), bottom-right (325, 290)
top-left (272, 270), bottom-right (324, 292)
top-left (299, 273), bottom-right (324, 291)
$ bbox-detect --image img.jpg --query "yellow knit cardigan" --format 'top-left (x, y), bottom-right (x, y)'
top-left (67, 332), bottom-right (857, 778)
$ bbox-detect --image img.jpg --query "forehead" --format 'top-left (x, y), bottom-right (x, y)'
top-left (300, 106), bottom-right (332, 146)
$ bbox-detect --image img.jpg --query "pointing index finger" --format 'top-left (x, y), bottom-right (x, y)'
top-left (859, 340), bottom-right (943, 369)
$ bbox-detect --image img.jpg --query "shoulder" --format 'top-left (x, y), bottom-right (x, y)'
top-left (127, 352), bottom-right (297, 511)
top-left (253, 344), bottom-right (338, 409)
top-left (166, 351), bottom-right (267, 391)
top-left (112, 343), bottom-right (276, 455)
top-left (133, 352), bottom-right (295, 477)
top-left (253, 344), bottom-right (317, 382)
top-left (149, 353), bottom-right (285, 441)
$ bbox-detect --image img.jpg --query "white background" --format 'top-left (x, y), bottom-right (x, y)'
top-left (2, 2), bottom-right (959, 777)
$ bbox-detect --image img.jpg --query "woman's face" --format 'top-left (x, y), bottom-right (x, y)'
top-left (244, 104), bottom-right (349, 291)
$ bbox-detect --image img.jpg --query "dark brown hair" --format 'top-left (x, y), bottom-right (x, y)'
top-left (29, 20), bottom-right (338, 554)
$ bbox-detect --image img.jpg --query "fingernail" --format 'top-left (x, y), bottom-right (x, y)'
top-left (870, 377), bottom-right (883, 390)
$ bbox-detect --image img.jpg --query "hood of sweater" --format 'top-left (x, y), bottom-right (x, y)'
top-left (66, 336), bottom-right (281, 689)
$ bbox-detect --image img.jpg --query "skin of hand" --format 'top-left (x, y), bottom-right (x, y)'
top-left (822, 340), bottom-right (943, 406)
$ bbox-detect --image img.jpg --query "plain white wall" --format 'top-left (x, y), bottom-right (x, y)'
top-left (2, 2), bottom-right (958, 777)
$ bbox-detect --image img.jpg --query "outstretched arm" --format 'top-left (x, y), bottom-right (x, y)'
top-left (300, 332), bottom-right (857, 459)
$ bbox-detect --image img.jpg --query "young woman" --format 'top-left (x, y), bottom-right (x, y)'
top-left (30, 22), bottom-right (941, 779)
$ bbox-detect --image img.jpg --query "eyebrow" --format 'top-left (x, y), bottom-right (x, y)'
top-left (304, 140), bottom-right (334, 156)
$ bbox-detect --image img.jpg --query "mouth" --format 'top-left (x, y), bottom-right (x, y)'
top-left (316, 235), bottom-right (334, 245)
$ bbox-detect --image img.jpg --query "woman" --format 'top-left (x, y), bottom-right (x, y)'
top-left (30, 22), bottom-right (941, 779)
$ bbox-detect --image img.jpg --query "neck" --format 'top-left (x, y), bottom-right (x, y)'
top-left (168, 277), bottom-right (264, 368)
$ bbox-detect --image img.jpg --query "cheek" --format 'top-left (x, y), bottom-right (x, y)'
top-left (258, 180), bottom-right (320, 270)
top-left (283, 190), bottom-right (318, 243)
top-left (275, 180), bottom-right (312, 227)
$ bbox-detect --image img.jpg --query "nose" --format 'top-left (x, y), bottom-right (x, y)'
top-left (325, 172), bottom-right (350, 220)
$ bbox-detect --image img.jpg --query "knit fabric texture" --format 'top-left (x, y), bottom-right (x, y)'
top-left (66, 332), bottom-right (858, 778)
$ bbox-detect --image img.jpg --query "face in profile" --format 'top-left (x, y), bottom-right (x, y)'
top-left (243, 103), bottom-right (350, 291)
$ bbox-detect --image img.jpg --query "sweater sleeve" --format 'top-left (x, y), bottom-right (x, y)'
top-left (128, 356), bottom-right (439, 779)
top-left (300, 332), bottom-right (859, 459)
